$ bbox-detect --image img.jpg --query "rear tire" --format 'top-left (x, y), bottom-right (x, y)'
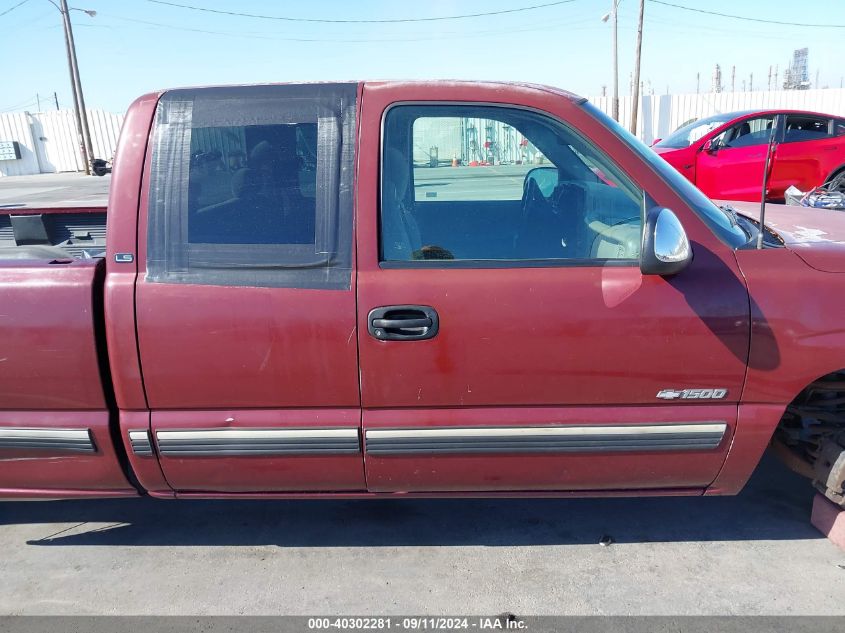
top-left (829, 169), bottom-right (845, 194)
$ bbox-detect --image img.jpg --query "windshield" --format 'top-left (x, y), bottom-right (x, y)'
top-left (655, 113), bottom-right (736, 149)
top-left (580, 102), bottom-right (749, 249)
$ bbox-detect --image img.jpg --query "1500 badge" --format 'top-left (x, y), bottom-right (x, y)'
top-left (656, 388), bottom-right (728, 400)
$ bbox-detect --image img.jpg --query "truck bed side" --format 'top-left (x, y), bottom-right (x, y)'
top-left (0, 258), bottom-right (135, 497)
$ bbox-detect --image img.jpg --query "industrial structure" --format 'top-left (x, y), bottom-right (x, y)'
top-left (412, 117), bottom-right (542, 167)
top-left (784, 48), bottom-right (811, 90)
top-left (711, 65), bottom-right (723, 94)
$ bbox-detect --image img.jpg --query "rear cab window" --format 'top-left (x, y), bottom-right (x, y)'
top-left (146, 83), bottom-right (357, 289)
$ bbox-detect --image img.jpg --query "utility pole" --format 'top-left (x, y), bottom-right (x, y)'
top-left (601, 1), bottom-right (620, 121)
top-left (630, 0), bottom-right (645, 135)
top-left (731, 66), bottom-right (736, 92)
top-left (60, 5), bottom-right (87, 173)
top-left (750, 72), bottom-right (753, 92)
top-left (696, 72), bottom-right (700, 94)
top-left (53, 92), bottom-right (59, 110)
top-left (59, 0), bottom-right (95, 175)
top-left (612, 0), bottom-right (618, 122)
top-left (36, 94), bottom-right (41, 112)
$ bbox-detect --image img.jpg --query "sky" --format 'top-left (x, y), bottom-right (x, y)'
top-left (1, 0), bottom-right (842, 114)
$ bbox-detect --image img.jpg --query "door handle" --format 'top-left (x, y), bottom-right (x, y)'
top-left (368, 305), bottom-right (439, 341)
top-left (372, 317), bottom-right (432, 329)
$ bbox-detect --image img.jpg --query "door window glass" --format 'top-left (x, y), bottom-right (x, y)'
top-left (722, 116), bottom-right (775, 148)
top-left (784, 115), bottom-right (831, 143)
top-left (381, 105), bottom-right (644, 264)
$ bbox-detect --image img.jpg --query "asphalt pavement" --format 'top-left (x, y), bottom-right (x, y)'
top-left (1, 454), bottom-right (843, 615)
top-left (0, 172), bottom-right (110, 208)
top-left (414, 164), bottom-right (535, 201)
top-left (0, 166), bottom-right (524, 208)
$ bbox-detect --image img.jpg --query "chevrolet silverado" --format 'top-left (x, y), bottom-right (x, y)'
top-left (1, 81), bottom-right (843, 506)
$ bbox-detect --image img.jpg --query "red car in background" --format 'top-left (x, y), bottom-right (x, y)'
top-left (653, 109), bottom-right (845, 201)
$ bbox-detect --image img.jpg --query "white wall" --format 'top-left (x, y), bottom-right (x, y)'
top-left (0, 109), bottom-right (123, 177)
top-left (589, 88), bottom-right (845, 145)
top-left (0, 112), bottom-right (40, 176)
top-left (4, 88), bottom-right (845, 176)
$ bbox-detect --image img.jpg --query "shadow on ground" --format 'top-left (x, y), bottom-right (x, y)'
top-left (0, 453), bottom-right (820, 547)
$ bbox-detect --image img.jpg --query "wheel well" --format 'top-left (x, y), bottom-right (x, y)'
top-left (825, 164), bottom-right (845, 186)
top-left (774, 369), bottom-right (845, 504)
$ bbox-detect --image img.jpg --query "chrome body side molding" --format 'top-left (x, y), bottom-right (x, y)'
top-left (0, 428), bottom-right (96, 453)
top-left (128, 429), bottom-right (153, 457)
top-left (155, 428), bottom-right (361, 457)
top-left (365, 423), bottom-right (728, 455)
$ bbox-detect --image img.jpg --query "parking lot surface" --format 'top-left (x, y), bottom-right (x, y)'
top-left (0, 173), bottom-right (109, 208)
top-left (1, 455), bottom-right (843, 615)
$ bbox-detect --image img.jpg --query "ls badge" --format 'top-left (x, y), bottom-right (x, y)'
top-left (656, 388), bottom-right (728, 401)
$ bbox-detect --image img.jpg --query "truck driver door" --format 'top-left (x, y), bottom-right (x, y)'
top-left (356, 82), bottom-right (750, 493)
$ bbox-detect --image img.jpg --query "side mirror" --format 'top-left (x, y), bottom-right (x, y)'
top-left (640, 207), bottom-right (692, 276)
top-left (702, 138), bottom-right (719, 154)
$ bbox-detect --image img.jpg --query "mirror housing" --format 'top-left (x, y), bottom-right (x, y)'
top-left (702, 138), bottom-right (719, 154)
top-left (640, 207), bottom-right (692, 276)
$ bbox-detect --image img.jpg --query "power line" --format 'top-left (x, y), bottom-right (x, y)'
top-left (649, 0), bottom-right (845, 28)
top-left (0, 94), bottom-right (39, 111)
top-left (100, 12), bottom-right (594, 43)
top-left (0, 99), bottom-right (38, 113)
top-left (144, 0), bottom-right (577, 24)
top-left (0, 0), bottom-right (30, 18)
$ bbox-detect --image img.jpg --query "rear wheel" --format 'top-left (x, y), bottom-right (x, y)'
top-left (774, 372), bottom-right (845, 507)
top-left (828, 169), bottom-right (845, 194)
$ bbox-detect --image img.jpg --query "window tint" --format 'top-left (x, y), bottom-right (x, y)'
top-left (784, 115), bottom-right (831, 143)
top-left (381, 105), bottom-right (643, 264)
top-left (188, 123), bottom-right (317, 245)
top-left (147, 84), bottom-right (356, 289)
top-left (722, 116), bottom-right (774, 148)
top-left (835, 119), bottom-right (845, 137)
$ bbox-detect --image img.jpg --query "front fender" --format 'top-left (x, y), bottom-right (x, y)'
top-left (736, 246), bottom-right (845, 404)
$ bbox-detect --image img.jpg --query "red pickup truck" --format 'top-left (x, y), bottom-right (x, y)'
top-left (2, 81), bottom-right (844, 506)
